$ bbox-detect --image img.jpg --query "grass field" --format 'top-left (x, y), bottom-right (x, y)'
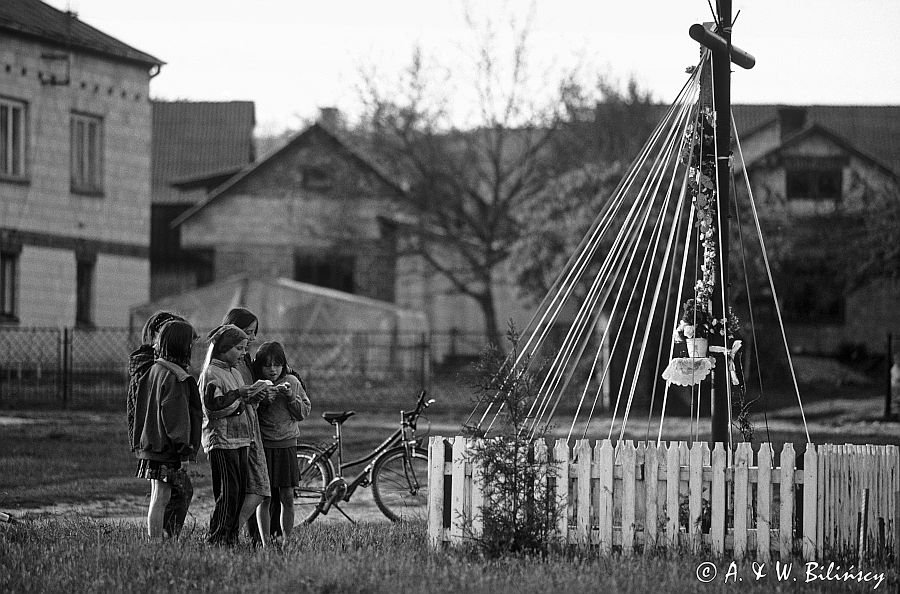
top-left (2, 518), bottom-right (894, 593)
top-left (0, 379), bottom-right (898, 593)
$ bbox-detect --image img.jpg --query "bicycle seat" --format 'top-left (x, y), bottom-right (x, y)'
top-left (322, 410), bottom-right (355, 424)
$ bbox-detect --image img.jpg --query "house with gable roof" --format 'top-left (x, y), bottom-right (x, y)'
top-left (0, 0), bottom-right (162, 326)
top-left (172, 119), bottom-right (405, 304)
top-left (732, 105), bottom-right (900, 354)
top-left (150, 100), bottom-right (256, 298)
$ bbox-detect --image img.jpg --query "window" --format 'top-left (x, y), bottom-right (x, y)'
top-left (76, 257), bottom-right (95, 326)
top-left (301, 166), bottom-right (333, 191)
top-left (0, 98), bottom-right (26, 179)
top-left (0, 251), bottom-right (17, 321)
top-left (784, 157), bottom-right (844, 201)
top-left (294, 253), bottom-right (354, 293)
top-left (70, 113), bottom-right (103, 193)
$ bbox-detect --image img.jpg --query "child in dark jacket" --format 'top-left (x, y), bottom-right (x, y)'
top-left (129, 310), bottom-right (194, 538)
top-left (132, 319), bottom-right (202, 539)
top-left (253, 341), bottom-right (311, 540)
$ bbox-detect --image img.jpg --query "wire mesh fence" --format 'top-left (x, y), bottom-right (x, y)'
top-left (0, 326), bottom-right (458, 411)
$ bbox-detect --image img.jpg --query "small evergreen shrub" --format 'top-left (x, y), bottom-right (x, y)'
top-left (462, 325), bottom-right (564, 557)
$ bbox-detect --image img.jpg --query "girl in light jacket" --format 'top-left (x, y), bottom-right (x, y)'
top-left (199, 324), bottom-right (268, 545)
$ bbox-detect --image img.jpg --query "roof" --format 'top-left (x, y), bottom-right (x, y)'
top-left (130, 274), bottom-right (428, 334)
top-left (171, 122), bottom-right (406, 227)
top-left (0, 0), bottom-right (162, 68)
top-left (152, 101), bottom-right (256, 204)
top-left (743, 122), bottom-right (898, 179)
top-left (732, 104), bottom-right (900, 176)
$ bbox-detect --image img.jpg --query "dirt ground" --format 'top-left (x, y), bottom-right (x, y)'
top-left (1, 385), bottom-right (897, 526)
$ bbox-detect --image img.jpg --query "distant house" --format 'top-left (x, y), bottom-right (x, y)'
top-left (733, 105), bottom-right (900, 354)
top-left (0, 0), bottom-right (162, 326)
top-left (172, 120), bottom-right (404, 304)
top-left (150, 100), bottom-right (255, 298)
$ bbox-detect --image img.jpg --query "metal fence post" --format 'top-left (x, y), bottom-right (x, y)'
top-left (887, 332), bottom-right (893, 419)
top-left (62, 327), bottom-right (70, 408)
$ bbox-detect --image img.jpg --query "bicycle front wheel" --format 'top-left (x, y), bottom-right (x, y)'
top-left (371, 447), bottom-right (429, 522)
top-left (294, 444), bottom-right (332, 524)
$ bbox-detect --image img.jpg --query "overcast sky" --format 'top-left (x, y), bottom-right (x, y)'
top-left (45, 0), bottom-right (900, 134)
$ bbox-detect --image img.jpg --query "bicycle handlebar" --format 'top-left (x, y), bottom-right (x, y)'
top-left (403, 390), bottom-right (435, 425)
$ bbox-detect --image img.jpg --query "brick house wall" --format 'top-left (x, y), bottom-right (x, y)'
top-left (742, 132), bottom-right (900, 354)
top-left (179, 125), bottom-right (400, 303)
top-left (0, 31), bottom-right (155, 326)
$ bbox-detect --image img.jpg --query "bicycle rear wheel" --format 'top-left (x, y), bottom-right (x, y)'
top-left (371, 447), bottom-right (429, 522)
top-left (294, 444), bottom-right (332, 524)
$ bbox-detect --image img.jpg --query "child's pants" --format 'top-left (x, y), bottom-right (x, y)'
top-left (163, 470), bottom-right (194, 537)
top-left (207, 447), bottom-right (248, 545)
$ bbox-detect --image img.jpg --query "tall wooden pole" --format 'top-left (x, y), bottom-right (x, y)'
top-left (689, 1), bottom-right (754, 444)
top-left (710, 0), bottom-right (732, 445)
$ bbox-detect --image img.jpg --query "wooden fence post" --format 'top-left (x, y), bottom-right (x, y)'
top-left (428, 436), bottom-right (445, 547)
top-left (575, 439), bottom-right (591, 547)
top-left (449, 437), bottom-right (467, 542)
top-left (688, 442), bottom-right (704, 553)
top-left (757, 444), bottom-right (772, 562)
top-left (780, 443), bottom-right (796, 558)
top-left (803, 444), bottom-right (818, 560)
top-left (733, 442), bottom-right (751, 558)
top-left (596, 440), bottom-right (614, 554)
top-left (621, 440), bottom-right (636, 556)
top-left (666, 442), bottom-right (680, 549)
top-left (554, 439), bottom-right (570, 544)
top-left (710, 442), bottom-right (726, 556)
top-left (470, 438), bottom-right (484, 539)
top-left (644, 442), bottom-right (659, 554)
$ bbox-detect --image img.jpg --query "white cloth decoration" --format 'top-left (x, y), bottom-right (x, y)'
top-left (662, 356), bottom-right (715, 386)
top-left (708, 340), bottom-right (742, 385)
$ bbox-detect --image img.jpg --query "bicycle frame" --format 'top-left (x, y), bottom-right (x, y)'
top-left (309, 397), bottom-right (425, 506)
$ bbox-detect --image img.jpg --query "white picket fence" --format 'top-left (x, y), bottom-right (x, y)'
top-left (427, 437), bottom-right (900, 560)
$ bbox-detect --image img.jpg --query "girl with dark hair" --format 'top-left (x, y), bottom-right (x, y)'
top-left (253, 341), bottom-right (311, 540)
top-left (128, 311), bottom-right (184, 448)
top-left (132, 319), bottom-right (202, 540)
top-left (220, 307), bottom-right (274, 546)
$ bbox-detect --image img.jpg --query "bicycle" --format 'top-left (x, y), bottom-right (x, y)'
top-left (294, 390), bottom-right (435, 523)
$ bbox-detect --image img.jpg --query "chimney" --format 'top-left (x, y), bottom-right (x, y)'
top-left (777, 105), bottom-right (807, 140)
top-left (318, 106), bottom-right (341, 129)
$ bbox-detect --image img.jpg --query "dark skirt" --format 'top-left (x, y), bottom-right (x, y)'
top-left (135, 459), bottom-right (187, 489)
top-left (264, 446), bottom-right (299, 488)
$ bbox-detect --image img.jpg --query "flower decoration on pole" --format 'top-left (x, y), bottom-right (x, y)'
top-left (681, 106), bottom-right (719, 311)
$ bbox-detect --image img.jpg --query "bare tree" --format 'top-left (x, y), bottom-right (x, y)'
top-left (510, 76), bottom-right (658, 303)
top-left (356, 5), bottom-right (568, 347)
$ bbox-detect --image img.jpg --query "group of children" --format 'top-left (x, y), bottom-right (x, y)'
top-left (127, 307), bottom-right (311, 546)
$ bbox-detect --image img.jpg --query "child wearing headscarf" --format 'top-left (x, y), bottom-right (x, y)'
top-left (199, 324), bottom-right (269, 545)
top-left (221, 307), bottom-right (273, 547)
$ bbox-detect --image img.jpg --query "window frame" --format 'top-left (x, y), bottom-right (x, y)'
top-left (70, 111), bottom-right (104, 195)
top-left (75, 255), bottom-right (96, 327)
top-left (293, 252), bottom-right (355, 293)
top-left (0, 250), bottom-right (18, 322)
top-left (783, 156), bottom-right (844, 202)
top-left (0, 96), bottom-right (28, 182)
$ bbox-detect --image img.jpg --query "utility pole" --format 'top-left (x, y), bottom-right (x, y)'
top-left (689, 1), bottom-right (754, 444)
